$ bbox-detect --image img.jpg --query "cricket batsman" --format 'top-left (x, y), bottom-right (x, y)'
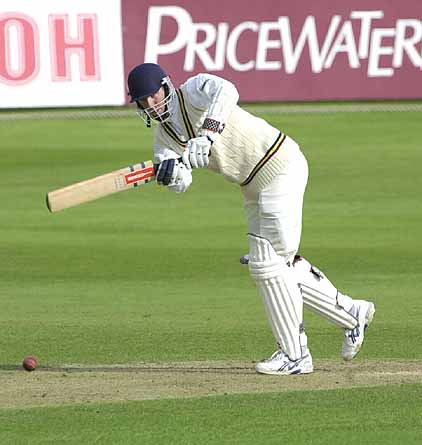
top-left (127, 63), bottom-right (376, 375)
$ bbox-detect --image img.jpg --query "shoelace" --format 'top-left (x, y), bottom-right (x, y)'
top-left (265, 350), bottom-right (285, 362)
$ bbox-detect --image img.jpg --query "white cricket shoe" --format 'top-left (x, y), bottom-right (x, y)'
top-left (256, 349), bottom-right (314, 375)
top-left (342, 300), bottom-right (376, 361)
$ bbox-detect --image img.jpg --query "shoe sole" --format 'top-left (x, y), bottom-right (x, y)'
top-left (342, 302), bottom-right (376, 361)
top-left (256, 367), bottom-right (314, 376)
top-left (366, 303), bottom-right (376, 326)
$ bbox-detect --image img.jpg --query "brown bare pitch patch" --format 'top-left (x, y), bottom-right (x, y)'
top-left (0, 360), bottom-right (421, 409)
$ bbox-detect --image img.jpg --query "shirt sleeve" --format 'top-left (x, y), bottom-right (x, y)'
top-left (152, 130), bottom-right (180, 164)
top-left (184, 74), bottom-right (240, 141)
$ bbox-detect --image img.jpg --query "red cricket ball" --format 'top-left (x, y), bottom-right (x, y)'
top-left (22, 356), bottom-right (38, 372)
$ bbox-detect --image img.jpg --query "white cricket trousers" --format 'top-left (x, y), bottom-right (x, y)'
top-left (241, 136), bottom-right (308, 262)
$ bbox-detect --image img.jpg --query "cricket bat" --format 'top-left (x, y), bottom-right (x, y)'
top-left (46, 160), bottom-right (156, 213)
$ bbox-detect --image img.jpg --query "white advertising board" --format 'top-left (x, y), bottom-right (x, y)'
top-left (0, 0), bottom-right (125, 108)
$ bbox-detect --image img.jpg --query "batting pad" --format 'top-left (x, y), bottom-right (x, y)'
top-left (293, 257), bottom-right (358, 330)
top-left (248, 234), bottom-right (304, 361)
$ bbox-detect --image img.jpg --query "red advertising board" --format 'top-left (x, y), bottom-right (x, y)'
top-left (122, 0), bottom-right (422, 102)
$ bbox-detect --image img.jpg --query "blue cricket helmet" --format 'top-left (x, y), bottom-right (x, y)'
top-left (127, 63), bottom-right (168, 102)
top-left (127, 63), bottom-right (176, 126)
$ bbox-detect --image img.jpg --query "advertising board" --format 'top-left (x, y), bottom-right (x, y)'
top-left (122, 0), bottom-right (422, 101)
top-left (0, 0), bottom-right (125, 108)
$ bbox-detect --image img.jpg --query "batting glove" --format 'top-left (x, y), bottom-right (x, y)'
top-left (182, 136), bottom-right (212, 169)
top-left (156, 159), bottom-right (192, 193)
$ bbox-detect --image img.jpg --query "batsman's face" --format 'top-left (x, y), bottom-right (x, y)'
top-left (139, 87), bottom-right (166, 117)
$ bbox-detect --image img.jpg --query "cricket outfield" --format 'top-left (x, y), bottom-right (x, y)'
top-left (0, 107), bottom-right (421, 443)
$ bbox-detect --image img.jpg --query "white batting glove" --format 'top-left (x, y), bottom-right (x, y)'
top-left (168, 161), bottom-right (192, 193)
top-left (182, 136), bottom-right (212, 169)
top-left (156, 158), bottom-right (192, 193)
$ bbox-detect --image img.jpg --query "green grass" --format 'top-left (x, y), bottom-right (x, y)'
top-left (0, 110), bottom-right (421, 442)
top-left (1, 385), bottom-right (421, 444)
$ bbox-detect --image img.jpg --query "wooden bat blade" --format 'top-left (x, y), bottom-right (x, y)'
top-left (46, 161), bottom-right (156, 213)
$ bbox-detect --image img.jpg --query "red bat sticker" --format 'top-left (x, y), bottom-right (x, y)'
top-left (124, 167), bottom-right (155, 185)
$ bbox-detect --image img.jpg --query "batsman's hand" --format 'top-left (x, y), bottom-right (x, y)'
top-left (156, 159), bottom-right (192, 193)
top-left (182, 136), bottom-right (212, 169)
